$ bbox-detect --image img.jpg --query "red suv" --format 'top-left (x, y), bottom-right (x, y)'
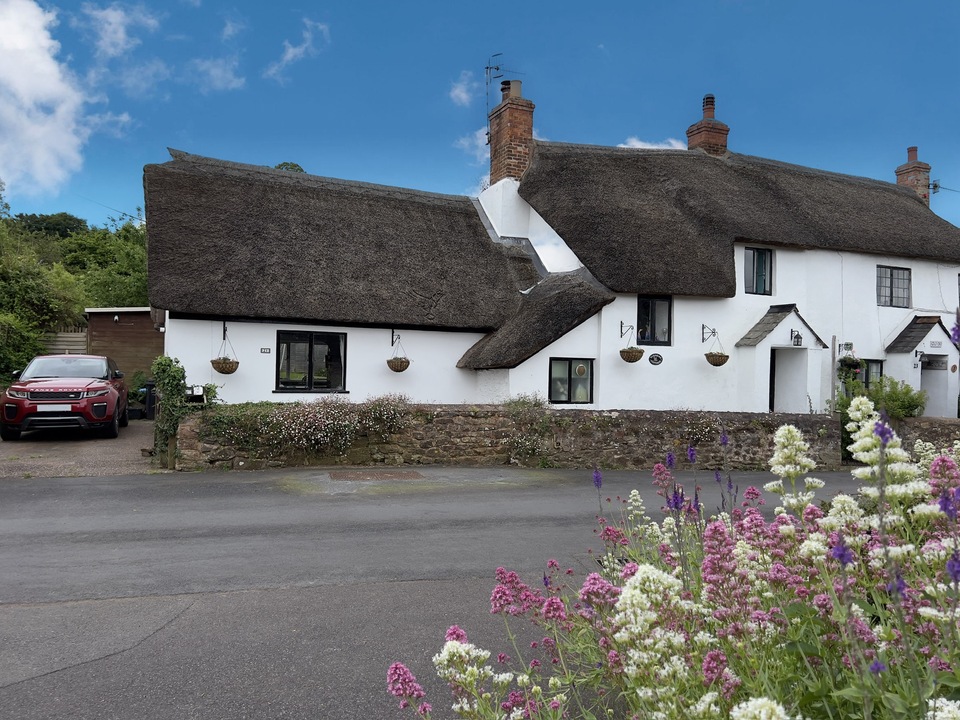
top-left (1, 355), bottom-right (128, 441)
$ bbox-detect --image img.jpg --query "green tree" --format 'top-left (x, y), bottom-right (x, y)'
top-left (14, 212), bottom-right (88, 239)
top-left (274, 161), bottom-right (305, 173)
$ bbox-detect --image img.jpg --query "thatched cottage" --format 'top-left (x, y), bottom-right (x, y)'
top-left (144, 84), bottom-right (960, 416)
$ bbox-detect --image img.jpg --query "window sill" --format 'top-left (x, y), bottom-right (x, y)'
top-left (272, 389), bottom-right (350, 394)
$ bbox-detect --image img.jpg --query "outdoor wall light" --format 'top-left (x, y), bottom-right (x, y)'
top-left (790, 329), bottom-right (803, 346)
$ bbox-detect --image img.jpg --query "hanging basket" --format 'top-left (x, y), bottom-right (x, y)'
top-left (387, 357), bottom-right (410, 373)
top-left (704, 352), bottom-right (729, 367)
top-left (211, 357), bottom-right (239, 375)
top-left (619, 347), bottom-right (645, 363)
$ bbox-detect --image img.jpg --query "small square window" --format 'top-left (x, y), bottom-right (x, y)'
top-left (549, 358), bottom-right (593, 404)
top-left (877, 266), bottom-right (911, 308)
top-left (276, 331), bottom-right (346, 392)
top-left (637, 296), bottom-right (672, 345)
top-left (744, 247), bottom-right (773, 295)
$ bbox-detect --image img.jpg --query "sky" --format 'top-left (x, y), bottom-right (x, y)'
top-left (3, 0), bottom-right (960, 230)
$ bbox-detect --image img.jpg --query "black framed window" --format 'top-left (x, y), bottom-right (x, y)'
top-left (745, 247), bottom-right (773, 295)
top-left (549, 358), bottom-right (593, 404)
top-left (864, 360), bottom-right (883, 389)
top-left (877, 266), bottom-right (911, 307)
top-left (276, 331), bottom-right (346, 392)
top-left (637, 296), bottom-right (672, 345)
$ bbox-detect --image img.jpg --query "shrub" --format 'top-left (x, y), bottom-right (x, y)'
top-left (359, 394), bottom-right (411, 439)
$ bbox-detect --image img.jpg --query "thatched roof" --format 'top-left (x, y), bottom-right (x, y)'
top-left (145, 150), bottom-right (540, 330)
top-left (519, 142), bottom-right (960, 297)
top-left (457, 269), bottom-right (615, 369)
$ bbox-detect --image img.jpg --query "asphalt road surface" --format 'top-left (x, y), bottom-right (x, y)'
top-left (0, 463), bottom-right (861, 719)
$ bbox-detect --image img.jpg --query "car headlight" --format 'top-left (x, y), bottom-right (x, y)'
top-left (82, 388), bottom-right (111, 398)
top-left (6, 389), bottom-right (27, 399)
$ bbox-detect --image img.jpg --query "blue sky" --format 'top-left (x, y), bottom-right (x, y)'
top-left (4, 0), bottom-right (960, 229)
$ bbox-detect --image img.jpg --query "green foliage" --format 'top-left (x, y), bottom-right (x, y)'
top-left (274, 161), bottom-right (305, 173)
top-left (0, 312), bottom-right (45, 377)
top-left (14, 212), bottom-right (88, 239)
top-left (504, 393), bottom-right (551, 464)
top-left (151, 356), bottom-right (201, 463)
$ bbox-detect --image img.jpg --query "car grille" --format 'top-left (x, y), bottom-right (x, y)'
top-left (29, 391), bottom-right (83, 401)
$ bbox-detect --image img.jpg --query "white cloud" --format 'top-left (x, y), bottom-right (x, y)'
top-left (449, 70), bottom-right (479, 107)
top-left (78, 2), bottom-right (160, 60)
top-left (222, 17), bottom-right (243, 42)
top-left (618, 136), bottom-right (685, 149)
top-left (455, 126), bottom-right (489, 164)
top-left (118, 58), bottom-right (171, 98)
top-left (189, 56), bottom-right (245, 93)
top-left (263, 19), bottom-right (330, 83)
top-left (0, 0), bottom-right (89, 194)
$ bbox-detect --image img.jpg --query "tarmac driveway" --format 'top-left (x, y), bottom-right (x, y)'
top-left (0, 420), bottom-right (161, 479)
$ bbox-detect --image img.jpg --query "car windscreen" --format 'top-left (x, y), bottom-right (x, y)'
top-left (20, 357), bottom-right (109, 380)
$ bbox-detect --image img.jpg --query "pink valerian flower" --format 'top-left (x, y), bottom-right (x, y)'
top-left (599, 524), bottom-right (628, 546)
top-left (652, 462), bottom-right (674, 497)
top-left (607, 649), bottom-right (623, 672)
top-left (930, 455), bottom-right (960, 498)
top-left (620, 562), bottom-right (639, 580)
top-left (742, 485), bottom-right (765, 506)
top-left (579, 572), bottom-right (621, 608)
top-left (444, 625), bottom-right (468, 642)
top-left (387, 662), bottom-right (426, 709)
top-left (702, 649), bottom-right (728, 686)
top-left (541, 596), bottom-right (568, 621)
top-left (417, 703), bottom-right (432, 717)
top-left (491, 567), bottom-right (545, 616)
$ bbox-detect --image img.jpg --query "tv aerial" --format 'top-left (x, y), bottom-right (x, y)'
top-left (484, 53), bottom-right (523, 145)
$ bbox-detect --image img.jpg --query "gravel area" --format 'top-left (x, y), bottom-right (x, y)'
top-left (0, 420), bottom-right (164, 479)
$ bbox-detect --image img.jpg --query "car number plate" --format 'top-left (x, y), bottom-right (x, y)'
top-left (39, 404), bottom-right (72, 412)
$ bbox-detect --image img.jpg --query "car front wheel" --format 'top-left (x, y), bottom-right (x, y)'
top-left (118, 402), bottom-right (129, 428)
top-left (0, 425), bottom-right (20, 441)
top-left (102, 412), bottom-right (120, 439)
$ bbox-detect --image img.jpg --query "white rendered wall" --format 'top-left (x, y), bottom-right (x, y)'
top-left (479, 181), bottom-right (582, 272)
top-left (163, 316), bottom-right (491, 405)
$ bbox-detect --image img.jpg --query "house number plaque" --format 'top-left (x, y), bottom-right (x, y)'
top-left (649, 353), bottom-right (663, 366)
top-left (261, 348), bottom-right (271, 354)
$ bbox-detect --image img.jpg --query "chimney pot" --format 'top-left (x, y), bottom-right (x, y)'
top-left (702, 94), bottom-right (716, 119)
top-left (500, 79), bottom-right (522, 101)
top-left (907, 146), bottom-right (918, 163)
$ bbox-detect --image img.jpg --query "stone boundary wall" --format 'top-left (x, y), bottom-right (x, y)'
top-left (175, 406), bottom-right (871, 472)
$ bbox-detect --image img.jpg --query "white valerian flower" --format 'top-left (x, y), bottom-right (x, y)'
top-left (927, 697), bottom-right (960, 720)
top-left (730, 697), bottom-right (791, 720)
top-left (799, 532), bottom-right (828, 559)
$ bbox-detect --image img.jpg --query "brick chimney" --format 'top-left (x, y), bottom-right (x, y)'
top-left (488, 80), bottom-right (535, 185)
top-left (686, 94), bottom-right (730, 157)
top-left (895, 146), bottom-right (931, 206)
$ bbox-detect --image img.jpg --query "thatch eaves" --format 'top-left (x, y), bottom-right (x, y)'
top-left (145, 150), bottom-right (539, 330)
top-left (457, 269), bottom-right (615, 369)
top-left (519, 142), bottom-right (960, 297)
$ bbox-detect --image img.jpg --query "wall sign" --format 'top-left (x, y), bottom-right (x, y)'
top-left (261, 348), bottom-right (271, 354)
top-left (930, 341), bottom-right (943, 349)
top-left (649, 353), bottom-right (663, 366)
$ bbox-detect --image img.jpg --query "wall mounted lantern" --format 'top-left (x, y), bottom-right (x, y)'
top-left (790, 329), bottom-right (803, 347)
